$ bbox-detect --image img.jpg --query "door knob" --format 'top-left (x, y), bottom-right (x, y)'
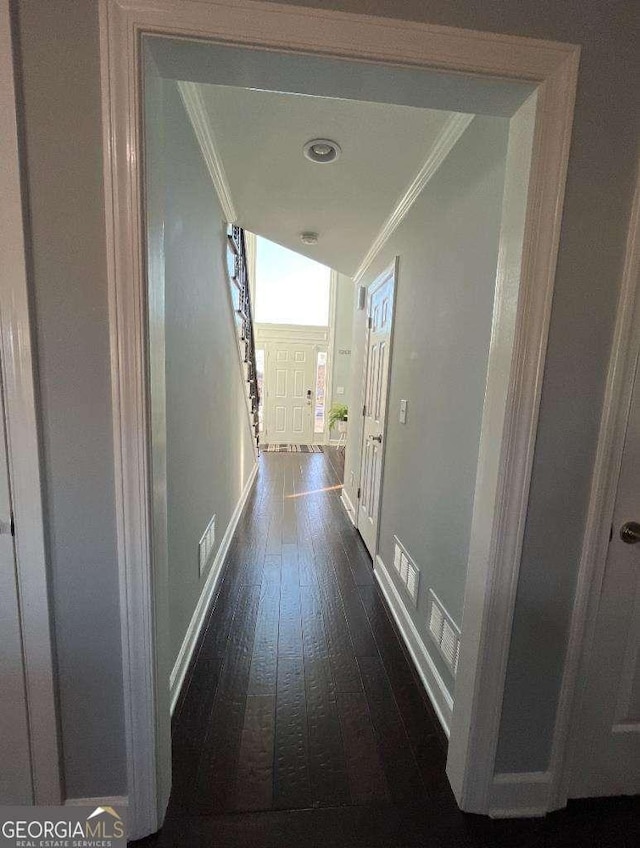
top-left (620, 521), bottom-right (640, 544)
top-left (369, 434), bottom-right (382, 443)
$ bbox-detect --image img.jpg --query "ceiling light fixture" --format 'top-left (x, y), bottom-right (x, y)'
top-left (303, 138), bottom-right (341, 164)
top-left (300, 232), bottom-right (319, 245)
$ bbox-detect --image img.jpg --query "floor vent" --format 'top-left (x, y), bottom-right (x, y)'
top-left (392, 536), bottom-right (420, 607)
top-left (428, 589), bottom-right (460, 676)
top-left (198, 514), bottom-right (216, 576)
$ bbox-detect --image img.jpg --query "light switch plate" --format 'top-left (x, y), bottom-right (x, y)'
top-left (399, 399), bottom-right (408, 424)
top-left (337, 386), bottom-right (345, 395)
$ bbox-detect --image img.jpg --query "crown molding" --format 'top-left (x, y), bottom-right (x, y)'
top-left (177, 81), bottom-right (237, 222)
top-left (353, 112), bottom-right (474, 283)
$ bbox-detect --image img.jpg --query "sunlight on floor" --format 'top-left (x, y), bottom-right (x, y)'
top-left (285, 483), bottom-right (343, 499)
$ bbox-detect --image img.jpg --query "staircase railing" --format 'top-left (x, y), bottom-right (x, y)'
top-left (227, 225), bottom-right (260, 450)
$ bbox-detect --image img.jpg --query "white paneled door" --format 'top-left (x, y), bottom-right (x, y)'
top-left (0, 367), bottom-right (32, 803)
top-left (571, 355), bottom-right (640, 797)
top-left (264, 341), bottom-right (315, 444)
top-left (357, 263), bottom-right (396, 557)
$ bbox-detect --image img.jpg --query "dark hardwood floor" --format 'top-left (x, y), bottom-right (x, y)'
top-left (135, 448), bottom-right (640, 847)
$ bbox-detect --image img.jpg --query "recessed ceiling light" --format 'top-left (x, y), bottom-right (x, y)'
top-left (303, 138), bottom-right (341, 164)
top-left (300, 232), bottom-right (319, 245)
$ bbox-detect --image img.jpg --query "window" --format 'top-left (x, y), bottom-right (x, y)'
top-left (254, 237), bottom-right (331, 326)
top-left (255, 349), bottom-right (265, 432)
top-left (314, 351), bottom-right (327, 434)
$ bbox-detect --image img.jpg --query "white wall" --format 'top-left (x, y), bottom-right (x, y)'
top-left (159, 80), bottom-right (257, 666)
top-left (344, 115), bottom-right (509, 690)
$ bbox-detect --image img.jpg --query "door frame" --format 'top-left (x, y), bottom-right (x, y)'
top-left (98, 0), bottom-right (579, 836)
top-left (1, 0), bottom-right (61, 804)
top-left (356, 259), bottom-right (398, 558)
top-left (548, 161), bottom-right (640, 808)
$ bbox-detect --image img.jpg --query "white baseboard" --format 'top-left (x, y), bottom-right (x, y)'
top-left (488, 771), bottom-right (552, 818)
top-left (374, 554), bottom-right (453, 736)
top-left (169, 461), bottom-right (259, 713)
top-left (340, 489), bottom-right (356, 526)
top-left (65, 796), bottom-right (128, 807)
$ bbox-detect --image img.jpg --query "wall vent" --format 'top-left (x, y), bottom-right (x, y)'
top-left (199, 514), bottom-right (216, 577)
top-left (427, 589), bottom-right (460, 676)
top-left (392, 536), bottom-right (420, 607)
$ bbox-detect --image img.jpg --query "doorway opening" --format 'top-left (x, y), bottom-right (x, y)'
top-left (253, 237), bottom-right (340, 449)
top-left (100, 1), bottom-right (579, 838)
top-left (142, 40), bottom-right (527, 826)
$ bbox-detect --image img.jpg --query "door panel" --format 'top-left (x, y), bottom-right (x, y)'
top-left (571, 356), bottom-right (640, 797)
top-left (357, 265), bottom-right (396, 557)
top-left (264, 341), bottom-right (315, 444)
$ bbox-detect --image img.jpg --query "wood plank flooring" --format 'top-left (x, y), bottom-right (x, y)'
top-left (136, 449), bottom-right (640, 848)
top-left (168, 448), bottom-right (446, 817)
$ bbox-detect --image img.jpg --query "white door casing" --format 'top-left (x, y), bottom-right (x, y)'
top-left (569, 354), bottom-right (640, 797)
top-left (99, 0), bottom-right (579, 835)
top-left (0, 366), bottom-right (32, 804)
top-left (357, 263), bottom-right (396, 556)
top-left (264, 341), bottom-right (315, 444)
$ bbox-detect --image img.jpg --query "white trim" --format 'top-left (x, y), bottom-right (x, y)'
top-left (255, 324), bottom-right (329, 343)
top-left (549, 161), bottom-right (640, 808)
top-left (65, 796), bottom-right (129, 808)
top-left (340, 488), bottom-right (356, 525)
top-left (445, 89), bottom-right (569, 814)
top-left (99, 0), bottom-right (579, 835)
top-left (488, 772), bottom-right (551, 818)
top-left (375, 554), bottom-right (453, 736)
top-left (99, 2), bottom-right (158, 837)
top-left (170, 461), bottom-right (258, 714)
top-left (177, 81), bottom-right (237, 222)
top-left (353, 113), bottom-right (474, 283)
top-left (0, 0), bottom-right (62, 805)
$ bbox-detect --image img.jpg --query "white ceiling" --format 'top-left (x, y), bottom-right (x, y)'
top-left (194, 84), bottom-right (458, 276)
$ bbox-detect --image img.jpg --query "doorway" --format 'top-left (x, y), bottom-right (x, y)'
top-left (100, 1), bottom-right (579, 837)
top-left (570, 351), bottom-right (640, 796)
top-left (559, 170), bottom-right (640, 803)
top-left (253, 237), bottom-right (336, 448)
top-left (356, 262), bottom-right (396, 557)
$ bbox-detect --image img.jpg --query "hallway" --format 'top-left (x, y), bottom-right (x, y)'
top-left (170, 448), bottom-right (449, 815)
top-left (138, 450), bottom-right (640, 848)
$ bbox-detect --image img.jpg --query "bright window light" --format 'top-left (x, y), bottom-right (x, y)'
top-left (254, 237), bottom-right (331, 326)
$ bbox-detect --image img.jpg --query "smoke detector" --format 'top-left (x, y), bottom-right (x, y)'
top-left (303, 138), bottom-right (341, 164)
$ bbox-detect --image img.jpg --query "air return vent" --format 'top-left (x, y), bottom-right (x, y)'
top-left (392, 536), bottom-right (420, 607)
top-left (428, 589), bottom-right (461, 676)
top-left (198, 514), bottom-right (216, 577)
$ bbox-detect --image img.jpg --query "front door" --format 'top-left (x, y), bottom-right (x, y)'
top-left (264, 341), bottom-right (315, 444)
top-left (357, 264), bottom-right (396, 557)
top-left (570, 354), bottom-right (640, 797)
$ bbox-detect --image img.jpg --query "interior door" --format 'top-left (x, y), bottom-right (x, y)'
top-left (571, 355), bottom-right (640, 798)
top-left (0, 367), bottom-right (33, 803)
top-left (357, 265), bottom-right (396, 557)
top-left (264, 341), bottom-right (315, 444)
